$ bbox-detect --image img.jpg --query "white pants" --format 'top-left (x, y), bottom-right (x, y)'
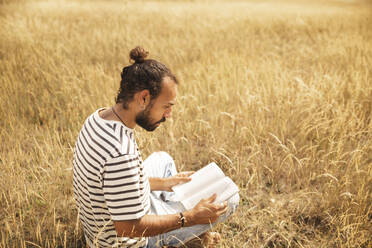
top-left (143, 152), bottom-right (240, 248)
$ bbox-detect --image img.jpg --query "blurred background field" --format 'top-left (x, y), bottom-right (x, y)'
top-left (0, 0), bottom-right (371, 247)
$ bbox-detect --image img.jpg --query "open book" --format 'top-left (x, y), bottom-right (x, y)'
top-left (171, 162), bottom-right (239, 210)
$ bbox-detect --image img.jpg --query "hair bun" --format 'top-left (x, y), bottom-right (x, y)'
top-left (130, 46), bottom-right (149, 63)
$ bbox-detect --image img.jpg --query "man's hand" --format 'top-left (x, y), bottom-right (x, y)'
top-left (114, 194), bottom-right (228, 237)
top-left (162, 171), bottom-right (194, 191)
top-left (149, 171), bottom-right (194, 192)
top-left (184, 194), bottom-right (228, 225)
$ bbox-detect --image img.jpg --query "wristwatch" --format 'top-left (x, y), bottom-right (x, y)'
top-left (179, 212), bottom-right (185, 227)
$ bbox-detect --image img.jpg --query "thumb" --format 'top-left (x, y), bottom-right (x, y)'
top-left (207, 193), bottom-right (217, 203)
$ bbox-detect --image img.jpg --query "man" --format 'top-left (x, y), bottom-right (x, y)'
top-left (72, 46), bottom-right (239, 248)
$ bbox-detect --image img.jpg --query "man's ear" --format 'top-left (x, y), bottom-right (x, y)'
top-left (136, 90), bottom-right (151, 106)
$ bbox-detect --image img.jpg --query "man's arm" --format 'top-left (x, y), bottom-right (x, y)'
top-left (148, 177), bottom-right (167, 191)
top-left (114, 194), bottom-right (228, 237)
top-left (114, 212), bottom-right (189, 237)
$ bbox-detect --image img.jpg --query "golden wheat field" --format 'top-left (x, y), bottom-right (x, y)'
top-left (0, 0), bottom-right (371, 247)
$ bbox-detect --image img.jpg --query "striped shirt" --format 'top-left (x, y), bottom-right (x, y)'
top-left (73, 108), bottom-right (150, 247)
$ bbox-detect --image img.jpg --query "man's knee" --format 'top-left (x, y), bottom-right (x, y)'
top-left (146, 151), bottom-right (176, 178)
top-left (227, 193), bottom-right (240, 214)
top-left (144, 151), bottom-right (174, 167)
top-left (155, 151), bottom-right (174, 164)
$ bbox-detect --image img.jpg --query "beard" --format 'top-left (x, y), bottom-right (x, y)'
top-left (135, 105), bottom-right (166, 131)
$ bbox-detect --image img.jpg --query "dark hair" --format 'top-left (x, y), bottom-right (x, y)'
top-left (116, 46), bottom-right (178, 109)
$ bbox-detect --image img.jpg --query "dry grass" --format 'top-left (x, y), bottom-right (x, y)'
top-left (0, 0), bottom-right (371, 247)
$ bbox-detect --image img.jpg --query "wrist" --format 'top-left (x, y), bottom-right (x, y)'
top-left (149, 177), bottom-right (170, 192)
top-left (162, 178), bottom-right (172, 191)
top-left (182, 210), bottom-right (195, 227)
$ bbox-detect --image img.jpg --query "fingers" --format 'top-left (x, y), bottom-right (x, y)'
top-left (199, 205), bottom-right (215, 213)
top-left (175, 177), bottom-right (192, 181)
top-left (211, 201), bottom-right (228, 216)
top-left (216, 201), bottom-right (227, 210)
top-left (174, 177), bottom-right (192, 184)
top-left (206, 193), bottom-right (217, 203)
top-left (177, 171), bottom-right (195, 177)
top-left (184, 171), bottom-right (195, 176)
top-left (216, 205), bottom-right (228, 216)
top-left (212, 201), bottom-right (228, 215)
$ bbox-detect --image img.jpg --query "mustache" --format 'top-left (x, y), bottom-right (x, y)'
top-left (156, 117), bottom-right (166, 124)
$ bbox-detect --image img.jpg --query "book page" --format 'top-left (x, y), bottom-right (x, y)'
top-left (214, 177), bottom-right (239, 203)
top-left (172, 162), bottom-right (225, 199)
top-left (181, 176), bottom-right (239, 210)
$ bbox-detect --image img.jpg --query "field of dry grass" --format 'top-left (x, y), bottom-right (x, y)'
top-left (0, 0), bottom-right (371, 247)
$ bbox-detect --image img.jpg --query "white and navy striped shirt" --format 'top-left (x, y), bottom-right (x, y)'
top-left (73, 108), bottom-right (150, 247)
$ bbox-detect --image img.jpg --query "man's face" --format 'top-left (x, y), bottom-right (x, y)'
top-left (135, 77), bottom-right (177, 131)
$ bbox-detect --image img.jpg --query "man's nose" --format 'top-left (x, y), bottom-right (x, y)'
top-left (164, 109), bottom-right (172, 118)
